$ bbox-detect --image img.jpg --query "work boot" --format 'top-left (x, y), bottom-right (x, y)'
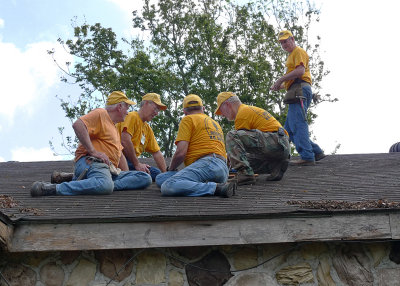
top-left (315, 152), bottom-right (326, 161)
top-left (237, 174), bottom-right (256, 186)
top-left (31, 181), bottom-right (57, 197)
top-left (51, 171), bottom-right (73, 184)
top-left (289, 159), bottom-right (315, 166)
top-left (266, 159), bottom-right (289, 181)
top-left (214, 181), bottom-right (237, 198)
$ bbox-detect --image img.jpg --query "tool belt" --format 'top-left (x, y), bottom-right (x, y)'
top-left (283, 80), bottom-right (310, 104)
top-left (85, 156), bottom-right (121, 176)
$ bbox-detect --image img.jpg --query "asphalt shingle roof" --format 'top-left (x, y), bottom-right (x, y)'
top-left (1, 153), bottom-right (400, 225)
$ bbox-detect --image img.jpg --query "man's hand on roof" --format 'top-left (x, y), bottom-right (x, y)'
top-left (134, 162), bottom-right (150, 174)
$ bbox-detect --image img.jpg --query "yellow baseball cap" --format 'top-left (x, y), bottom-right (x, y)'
top-left (106, 91), bottom-right (136, 106)
top-left (278, 30), bottom-right (293, 41)
top-left (142, 93), bottom-right (167, 110)
top-left (215, 91), bottom-right (235, 115)
top-left (183, 94), bottom-right (203, 108)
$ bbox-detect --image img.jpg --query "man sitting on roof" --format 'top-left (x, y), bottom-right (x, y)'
top-left (215, 91), bottom-right (290, 185)
top-left (155, 94), bottom-right (237, 197)
top-left (30, 91), bottom-right (152, 196)
top-left (116, 93), bottom-right (168, 181)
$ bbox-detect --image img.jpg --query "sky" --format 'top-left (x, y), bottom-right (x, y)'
top-left (0, 0), bottom-right (399, 162)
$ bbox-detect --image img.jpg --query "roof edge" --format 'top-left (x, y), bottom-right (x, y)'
top-left (8, 212), bottom-right (395, 252)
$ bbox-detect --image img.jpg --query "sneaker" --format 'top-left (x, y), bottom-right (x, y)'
top-left (315, 152), bottom-right (326, 161)
top-left (266, 159), bottom-right (289, 181)
top-left (51, 171), bottom-right (73, 184)
top-left (237, 174), bottom-right (257, 186)
top-left (214, 181), bottom-right (237, 198)
top-left (289, 159), bottom-right (315, 166)
top-left (31, 181), bottom-right (57, 197)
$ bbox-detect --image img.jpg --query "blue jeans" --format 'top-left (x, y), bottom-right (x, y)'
top-left (284, 84), bottom-right (323, 161)
top-left (56, 156), bottom-right (152, 195)
top-left (155, 155), bottom-right (228, 197)
top-left (127, 159), bottom-right (161, 182)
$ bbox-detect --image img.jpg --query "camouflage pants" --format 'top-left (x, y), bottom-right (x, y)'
top-left (226, 129), bottom-right (290, 176)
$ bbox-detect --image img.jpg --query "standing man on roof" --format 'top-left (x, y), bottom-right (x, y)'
top-left (271, 30), bottom-right (325, 166)
top-left (155, 94), bottom-right (237, 197)
top-left (31, 91), bottom-right (152, 196)
top-left (215, 91), bottom-right (290, 185)
top-left (116, 93), bottom-right (167, 181)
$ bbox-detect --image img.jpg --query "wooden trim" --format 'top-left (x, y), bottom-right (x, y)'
top-left (389, 213), bottom-right (400, 239)
top-left (0, 220), bottom-right (13, 251)
top-left (9, 213), bottom-right (393, 252)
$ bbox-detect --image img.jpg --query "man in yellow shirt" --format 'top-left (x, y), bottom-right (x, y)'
top-left (271, 30), bottom-right (325, 165)
top-left (31, 91), bottom-right (152, 196)
top-left (155, 94), bottom-right (236, 197)
top-left (215, 91), bottom-right (290, 185)
top-left (116, 93), bottom-right (167, 181)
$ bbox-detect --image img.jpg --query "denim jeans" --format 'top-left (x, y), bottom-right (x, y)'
top-left (284, 84), bottom-right (323, 161)
top-left (56, 156), bottom-right (152, 195)
top-left (127, 159), bottom-right (161, 182)
top-left (155, 155), bottom-right (228, 196)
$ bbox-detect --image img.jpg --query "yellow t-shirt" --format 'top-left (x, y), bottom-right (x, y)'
top-left (175, 113), bottom-right (227, 166)
top-left (75, 108), bottom-right (123, 167)
top-left (235, 104), bottom-right (288, 136)
top-left (116, 111), bottom-right (160, 157)
top-left (284, 46), bottom-right (312, 90)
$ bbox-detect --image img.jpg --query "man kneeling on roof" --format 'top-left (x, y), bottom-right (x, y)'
top-left (215, 91), bottom-right (290, 185)
top-left (30, 91), bottom-right (152, 196)
top-left (155, 94), bottom-right (237, 198)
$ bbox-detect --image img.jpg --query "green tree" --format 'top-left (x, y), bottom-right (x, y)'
top-left (51, 0), bottom-right (336, 157)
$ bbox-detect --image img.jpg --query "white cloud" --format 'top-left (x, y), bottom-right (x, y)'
top-left (0, 156), bottom-right (5, 162)
top-left (107, 0), bottom-right (143, 15)
top-left (11, 147), bottom-right (63, 162)
top-left (0, 18), bottom-right (4, 29)
top-left (0, 39), bottom-right (73, 124)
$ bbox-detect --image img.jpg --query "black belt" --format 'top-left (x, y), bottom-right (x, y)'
top-left (293, 78), bottom-right (310, 85)
top-left (200, 153), bottom-right (227, 163)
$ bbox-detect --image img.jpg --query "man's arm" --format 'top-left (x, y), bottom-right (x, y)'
top-left (168, 141), bottom-right (189, 171)
top-left (121, 131), bottom-right (150, 173)
top-left (73, 118), bottom-right (110, 165)
top-left (118, 153), bottom-right (129, 171)
top-left (270, 65), bottom-right (305, 91)
top-left (152, 150), bottom-right (167, 172)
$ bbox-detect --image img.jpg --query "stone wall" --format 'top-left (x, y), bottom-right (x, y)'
top-left (1, 241), bottom-right (399, 286)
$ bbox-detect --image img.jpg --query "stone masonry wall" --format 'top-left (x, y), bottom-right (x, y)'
top-left (1, 241), bottom-right (400, 286)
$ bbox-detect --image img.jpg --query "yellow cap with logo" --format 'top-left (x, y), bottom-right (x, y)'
top-left (106, 91), bottom-right (136, 106)
top-left (183, 94), bottom-right (203, 108)
top-left (215, 91), bottom-right (235, 115)
top-left (142, 93), bottom-right (167, 110)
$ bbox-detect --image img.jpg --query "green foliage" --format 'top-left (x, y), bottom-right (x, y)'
top-left (50, 0), bottom-right (336, 157)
